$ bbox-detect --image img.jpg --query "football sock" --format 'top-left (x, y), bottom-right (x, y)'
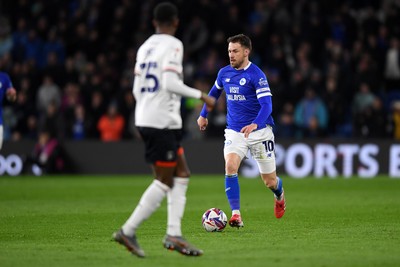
top-left (225, 174), bottom-right (240, 212)
top-left (271, 176), bottom-right (283, 199)
top-left (167, 177), bottom-right (189, 237)
top-left (122, 179), bottom-right (170, 237)
top-left (232, 210), bottom-right (241, 216)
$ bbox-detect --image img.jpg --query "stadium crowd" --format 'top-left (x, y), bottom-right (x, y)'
top-left (0, 0), bottom-right (400, 142)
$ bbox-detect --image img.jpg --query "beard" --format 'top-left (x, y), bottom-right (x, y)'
top-left (230, 58), bottom-right (244, 69)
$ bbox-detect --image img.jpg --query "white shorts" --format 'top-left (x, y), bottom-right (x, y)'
top-left (224, 127), bottom-right (276, 174)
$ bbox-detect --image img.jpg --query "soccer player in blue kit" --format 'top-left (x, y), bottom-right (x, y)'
top-left (197, 34), bottom-right (286, 228)
top-left (0, 72), bottom-right (17, 150)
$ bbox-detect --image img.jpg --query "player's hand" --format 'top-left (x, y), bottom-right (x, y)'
top-left (240, 123), bottom-right (258, 138)
top-left (6, 88), bottom-right (17, 102)
top-left (197, 116), bottom-right (208, 131)
top-left (201, 93), bottom-right (216, 112)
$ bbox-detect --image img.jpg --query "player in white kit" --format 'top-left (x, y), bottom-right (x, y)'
top-left (113, 2), bottom-right (215, 258)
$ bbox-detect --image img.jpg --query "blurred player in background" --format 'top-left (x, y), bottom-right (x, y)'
top-left (113, 2), bottom-right (215, 258)
top-left (0, 72), bottom-right (17, 150)
top-left (197, 34), bottom-right (285, 228)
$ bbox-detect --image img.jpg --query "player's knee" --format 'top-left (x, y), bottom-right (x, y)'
top-left (262, 174), bottom-right (277, 189)
top-left (225, 161), bottom-right (239, 175)
top-left (224, 153), bottom-right (241, 175)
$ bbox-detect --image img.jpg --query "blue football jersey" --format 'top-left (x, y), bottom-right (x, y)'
top-left (0, 72), bottom-right (14, 125)
top-left (215, 62), bottom-right (274, 132)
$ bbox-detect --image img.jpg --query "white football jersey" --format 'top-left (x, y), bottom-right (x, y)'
top-left (133, 34), bottom-right (185, 129)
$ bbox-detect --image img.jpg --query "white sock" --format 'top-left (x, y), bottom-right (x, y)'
top-left (122, 180), bottom-right (170, 237)
top-left (167, 177), bottom-right (189, 237)
top-left (232, 210), bottom-right (241, 216)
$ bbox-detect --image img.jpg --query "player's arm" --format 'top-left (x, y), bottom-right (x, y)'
top-left (241, 81), bottom-right (273, 137)
top-left (4, 74), bottom-right (17, 102)
top-left (253, 97), bottom-right (273, 127)
top-left (197, 84), bottom-right (223, 131)
top-left (162, 71), bottom-right (215, 110)
top-left (199, 84), bottom-right (223, 118)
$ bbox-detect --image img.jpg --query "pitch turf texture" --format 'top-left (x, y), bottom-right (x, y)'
top-left (1, 175), bottom-right (399, 267)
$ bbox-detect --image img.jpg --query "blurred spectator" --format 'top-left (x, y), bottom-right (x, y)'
top-left (354, 96), bottom-right (387, 138)
top-left (24, 29), bottom-right (44, 68)
top-left (38, 101), bottom-right (64, 140)
top-left (182, 16), bottom-right (209, 61)
top-left (267, 69), bottom-right (287, 114)
top-left (97, 102), bottom-right (125, 142)
top-left (62, 57), bottom-right (79, 86)
top-left (322, 77), bottom-right (347, 136)
top-left (14, 114), bottom-right (38, 141)
top-left (352, 83), bottom-right (381, 137)
top-left (117, 87), bottom-right (135, 139)
top-left (392, 101), bottom-right (400, 140)
top-left (87, 90), bottom-right (106, 138)
top-left (294, 88), bottom-right (328, 138)
top-left (0, 16), bottom-right (13, 57)
top-left (42, 51), bottom-right (64, 85)
top-left (352, 83), bottom-right (376, 114)
top-left (11, 18), bottom-right (28, 62)
top-left (61, 82), bottom-right (82, 126)
top-left (384, 38), bottom-right (400, 91)
top-left (36, 75), bottom-right (61, 113)
top-left (23, 128), bottom-right (65, 175)
top-left (65, 104), bottom-right (90, 140)
top-left (275, 102), bottom-right (295, 139)
top-left (43, 28), bottom-right (65, 65)
top-left (11, 88), bottom-right (36, 140)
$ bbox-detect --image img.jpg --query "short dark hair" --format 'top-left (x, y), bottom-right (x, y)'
top-left (227, 34), bottom-right (252, 51)
top-left (153, 2), bottom-right (178, 24)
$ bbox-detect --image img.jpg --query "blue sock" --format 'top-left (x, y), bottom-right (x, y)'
top-left (225, 174), bottom-right (240, 211)
top-left (271, 177), bottom-right (283, 197)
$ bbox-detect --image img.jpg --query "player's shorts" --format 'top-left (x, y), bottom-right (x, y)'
top-left (224, 126), bottom-right (276, 174)
top-left (137, 127), bottom-right (182, 166)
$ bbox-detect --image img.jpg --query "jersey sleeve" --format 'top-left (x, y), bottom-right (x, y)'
top-left (162, 40), bottom-right (183, 74)
top-left (251, 68), bottom-right (273, 127)
top-left (253, 70), bottom-right (272, 104)
top-left (133, 46), bottom-right (144, 76)
top-left (2, 73), bottom-right (13, 90)
top-left (214, 68), bottom-right (224, 89)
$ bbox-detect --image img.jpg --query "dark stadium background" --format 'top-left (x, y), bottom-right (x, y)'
top-left (1, 3), bottom-right (400, 267)
top-left (0, 0), bottom-right (400, 176)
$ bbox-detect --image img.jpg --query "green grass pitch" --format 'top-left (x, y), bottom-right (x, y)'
top-left (1, 175), bottom-right (399, 267)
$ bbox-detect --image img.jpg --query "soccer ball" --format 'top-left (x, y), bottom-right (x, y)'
top-left (201, 208), bottom-right (228, 232)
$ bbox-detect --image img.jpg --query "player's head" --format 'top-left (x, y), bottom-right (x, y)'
top-left (153, 2), bottom-right (179, 34)
top-left (227, 34), bottom-right (252, 69)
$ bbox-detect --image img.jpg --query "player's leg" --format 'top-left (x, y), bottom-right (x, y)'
top-left (249, 127), bottom-right (285, 218)
top-left (167, 147), bottom-right (189, 237)
top-left (115, 128), bottom-right (175, 257)
top-left (260, 171), bottom-right (285, 218)
top-left (163, 132), bottom-right (203, 256)
top-left (224, 129), bottom-right (248, 228)
top-left (225, 153), bottom-right (244, 227)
